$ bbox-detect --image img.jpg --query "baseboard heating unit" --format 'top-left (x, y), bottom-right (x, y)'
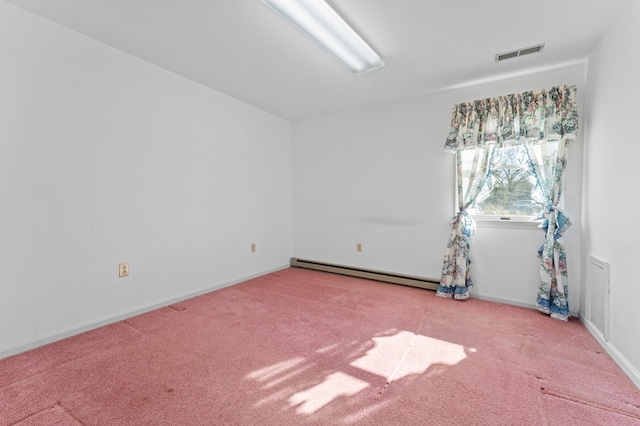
top-left (290, 258), bottom-right (439, 291)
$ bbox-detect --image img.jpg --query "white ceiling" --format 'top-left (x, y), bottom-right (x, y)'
top-left (4, 0), bottom-right (630, 121)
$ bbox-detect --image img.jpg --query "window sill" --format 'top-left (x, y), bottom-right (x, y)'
top-left (472, 215), bottom-right (542, 230)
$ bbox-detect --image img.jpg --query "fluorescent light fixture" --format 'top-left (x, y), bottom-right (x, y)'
top-left (262, 0), bottom-right (385, 75)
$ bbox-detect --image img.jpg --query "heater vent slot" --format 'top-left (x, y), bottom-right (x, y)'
top-left (585, 254), bottom-right (610, 341)
top-left (495, 43), bottom-right (545, 62)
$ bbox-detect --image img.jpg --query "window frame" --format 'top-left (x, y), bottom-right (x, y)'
top-left (451, 154), bottom-right (546, 229)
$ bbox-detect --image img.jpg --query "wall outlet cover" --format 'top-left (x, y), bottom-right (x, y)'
top-left (119, 263), bottom-right (129, 278)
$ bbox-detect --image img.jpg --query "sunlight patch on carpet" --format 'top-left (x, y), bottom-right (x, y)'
top-left (288, 372), bottom-right (369, 414)
top-left (246, 357), bottom-right (306, 382)
top-left (262, 364), bottom-right (316, 390)
top-left (351, 331), bottom-right (468, 383)
top-left (245, 329), bottom-right (472, 415)
top-left (337, 399), bottom-right (393, 425)
top-left (316, 343), bottom-right (342, 354)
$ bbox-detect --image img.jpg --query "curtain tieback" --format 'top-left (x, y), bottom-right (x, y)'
top-left (536, 204), bottom-right (572, 257)
top-left (451, 210), bottom-right (476, 241)
top-left (536, 204), bottom-right (572, 238)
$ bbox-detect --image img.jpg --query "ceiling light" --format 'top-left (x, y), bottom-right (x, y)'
top-left (262, 0), bottom-right (385, 75)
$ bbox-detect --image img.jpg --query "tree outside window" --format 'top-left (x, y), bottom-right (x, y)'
top-left (462, 145), bottom-right (543, 218)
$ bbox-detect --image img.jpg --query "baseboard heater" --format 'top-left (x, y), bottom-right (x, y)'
top-left (290, 258), bottom-right (440, 291)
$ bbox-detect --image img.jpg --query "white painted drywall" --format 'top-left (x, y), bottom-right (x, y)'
top-left (293, 63), bottom-right (585, 310)
top-left (0, 2), bottom-right (292, 355)
top-left (584, 0), bottom-right (640, 385)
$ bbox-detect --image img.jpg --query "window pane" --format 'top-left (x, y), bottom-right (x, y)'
top-left (469, 145), bottom-right (543, 217)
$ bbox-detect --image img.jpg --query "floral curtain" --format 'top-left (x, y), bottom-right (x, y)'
top-left (525, 139), bottom-right (573, 320)
top-left (437, 146), bottom-right (497, 299)
top-left (439, 85), bottom-right (578, 317)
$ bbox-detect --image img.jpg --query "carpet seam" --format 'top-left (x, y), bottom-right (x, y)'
top-left (542, 388), bottom-right (640, 420)
top-left (57, 402), bottom-right (86, 425)
top-left (8, 402), bottom-right (84, 426)
top-left (378, 308), bottom-right (428, 395)
top-left (1, 325), bottom-right (142, 390)
top-left (120, 319), bottom-right (145, 332)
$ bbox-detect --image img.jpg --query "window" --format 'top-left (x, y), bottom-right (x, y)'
top-left (460, 144), bottom-right (544, 219)
top-left (441, 85), bottom-right (577, 318)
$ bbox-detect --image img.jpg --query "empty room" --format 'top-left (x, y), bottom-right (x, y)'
top-left (1, 0), bottom-right (639, 424)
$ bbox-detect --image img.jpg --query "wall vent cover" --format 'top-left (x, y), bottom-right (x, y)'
top-left (495, 43), bottom-right (545, 62)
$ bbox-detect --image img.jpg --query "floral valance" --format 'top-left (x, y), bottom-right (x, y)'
top-left (444, 85), bottom-right (578, 152)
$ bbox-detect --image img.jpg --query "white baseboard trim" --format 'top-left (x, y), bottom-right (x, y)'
top-left (580, 313), bottom-right (640, 390)
top-left (470, 293), bottom-right (579, 317)
top-left (470, 293), bottom-right (537, 310)
top-left (0, 264), bottom-right (290, 360)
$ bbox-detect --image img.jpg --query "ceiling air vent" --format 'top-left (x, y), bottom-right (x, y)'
top-left (495, 43), bottom-right (545, 62)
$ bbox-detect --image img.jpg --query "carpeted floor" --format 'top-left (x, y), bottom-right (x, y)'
top-left (1, 267), bottom-right (639, 425)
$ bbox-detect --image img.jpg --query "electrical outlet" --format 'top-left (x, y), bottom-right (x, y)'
top-left (251, 243), bottom-right (256, 253)
top-left (356, 243), bottom-right (362, 252)
top-left (119, 263), bottom-right (129, 278)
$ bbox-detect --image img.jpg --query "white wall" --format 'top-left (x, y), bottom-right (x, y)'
top-left (584, 0), bottom-right (640, 387)
top-left (293, 63), bottom-right (585, 310)
top-left (0, 2), bottom-right (292, 356)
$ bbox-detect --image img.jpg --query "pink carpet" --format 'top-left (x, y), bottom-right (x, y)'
top-left (1, 268), bottom-right (639, 425)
